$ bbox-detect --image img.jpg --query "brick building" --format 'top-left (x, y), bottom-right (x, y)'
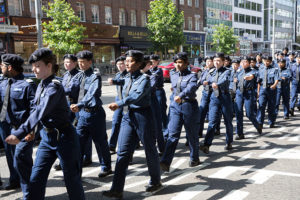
top-left (0, 0), bottom-right (204, 64)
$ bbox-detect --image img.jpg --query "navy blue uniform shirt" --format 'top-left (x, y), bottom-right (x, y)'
top-left (150, 66), bottom-right (164, 88)
top-left (62, 68), bottom-right (79, 103)
top-left (210, 66), bottom-right (231, 92)
top-left (236, 67), bottom-right (256, 89)
top-left (258, 64), bottom-right (279, 85)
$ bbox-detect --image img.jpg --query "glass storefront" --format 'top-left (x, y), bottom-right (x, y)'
top-left (14, 41), bottom-right (38, 62)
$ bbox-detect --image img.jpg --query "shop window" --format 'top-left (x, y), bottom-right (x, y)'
top-left (119, 8), bottom-right (126, 25)
top-left (105, 6), bottom-right (112, 24)
top-left (76, 2), bottom-right (86, 22)
top-left (91, 5), bottom-right (99, 23)
top-left (130, 10), bottom-right (136, 26)
top-left (141, 11), bottom-right (147, 27)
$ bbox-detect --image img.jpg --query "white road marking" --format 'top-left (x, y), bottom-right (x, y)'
top-left (278, 133), bottom-right (293, 140)
top-left (259, 143), bottom-right (270, 149)
top-left (238, 152), bottom-right (253, 161)
top-left (292, 127), bottom-right (300, 133)
top-left (288, 135), bottom-right (300, 141)
top-left (82, 178), bottom-right (102, 186)
top-left (248, 171), bottom-right (274, 184)
top-left (246, 127), bottom-right (256, 132)
top-left (220, 190), bottom-right (249, 200)
top-left (171, 185), bottom-right (209, 200)
top-left (259, 148), bottom-right (300, 160)
top-left (170, 158), bottom-right (187, 173)
top-left (209, 166), bottom-right (247, 179)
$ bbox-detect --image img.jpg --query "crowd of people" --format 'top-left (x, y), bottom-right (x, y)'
top-left (0, 46), bottom-right (299, 199)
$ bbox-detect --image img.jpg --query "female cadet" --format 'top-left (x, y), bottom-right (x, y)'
top-left (160, 52), bottom-right (200, 172)
top-left (103, 50), bottom-right (161, 199)
top-left (5, 48), bottom-right (85, 200)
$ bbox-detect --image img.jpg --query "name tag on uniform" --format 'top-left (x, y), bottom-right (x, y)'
top-left (13, 88), bottom-right (22, 92)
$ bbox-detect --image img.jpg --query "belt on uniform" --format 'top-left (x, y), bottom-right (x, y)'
top-left (239, 87), bottom-right (254, 91)
top-left (44, 123), bottom-right (72, 133)
top-left (181, 98), bottom-right (197, 103)
top-left (84, 107), bottom-right (100, 113)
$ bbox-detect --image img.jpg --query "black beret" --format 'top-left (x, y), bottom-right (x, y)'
top-left (125, 50), bottom-right (144, 63)
top-left (1, 54), bottom-right (24, 68)
top-left (76, 50), bottom-right (93, 60)
top-left (278, 52), bottom-right (285, 56)
top-left (241, 56), bottom-right (251, 62)
top-left (173, 52), bottom-right (188, 62)
top-left (256, 53), bottom-right (262, 56)
top-left (144, 55), bottom-right (151, 62)
top-left (224, 55), bottom-right (231, 61)
top-left (288, 52), bottom-right (296, 56)
top-left (115, 56), bottom-right (126, 63)
top-left (231, 59), bottom-right (240, 64)
top-left (262, 55), bottom-right (272, 61)
top-left (29, 48), bottom-right (53, 64)
top-left (63, 54), bottom-right (77, 62)
top-left (214, 52), bottom-right (225, 59)
top-left (204, 56), bottom-right (214, 62)
top-left (278, 58), bottom-right (286, 63)
top-left (150, 54), bottom-right (160, 60)
top-left (249, 56), bottom-right (256, 61)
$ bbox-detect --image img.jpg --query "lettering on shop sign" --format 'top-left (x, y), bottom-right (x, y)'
top-left (127, 31), bottom-right (148, 39)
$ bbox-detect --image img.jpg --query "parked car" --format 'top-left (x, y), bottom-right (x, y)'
top-left (158, 62), bottom-right (202, 82)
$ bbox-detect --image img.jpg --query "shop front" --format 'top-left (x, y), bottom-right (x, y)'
top-left (119, 26), bottom-right (152, 54)
top-left (183, 31), bottom-right (206, 60)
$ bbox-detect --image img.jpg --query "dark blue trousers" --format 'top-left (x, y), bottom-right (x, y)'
top-left (257, 87), bottom-right (277, 125)
top-left (156, 89), bottom-right (168, 133)
top-left (109, 97), bottom-right (123, 149)
top-left (151, 94), bottom-right (165, 153)
top-left (290, 83), bottom-right (300, 109)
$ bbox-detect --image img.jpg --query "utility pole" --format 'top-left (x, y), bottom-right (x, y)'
top-left (35, 0), bottom-right (43, 48)
top-left (272, 0), bottom-right (276, 57)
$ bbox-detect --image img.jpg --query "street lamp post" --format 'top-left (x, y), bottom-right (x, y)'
top-left (35, 0), bottom-right (43, 49)
top-left (272, 0), bottom-right (276, 57)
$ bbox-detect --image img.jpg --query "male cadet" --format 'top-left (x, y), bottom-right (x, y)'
top-left (69, 50), bottom-right (112, 177)
top-left (287, 52), bottom-right (296, 69)
top-left (224, 55), bottom-right (232, 69)
top-left (256, 53), bottom-right (264, 68)
top-left (234, 56), bottom-right (262, 140)
top-left (282, 47), bottom-right (289, 60)
top-left (229, 58), bottom-right (240, 112)
top-left (108, 56), bottom-right (127, 154)
top-left (150, 54), bottom-right (169, 135)
top-left (289, 53), bottom-right (300, 116)
top-left (276, 59), bottom-right (291, 119)
top-left (257, 55), bottom-right (279, 128)
top-left (200, 53), bottom-right (233, 154)
top-left (250, 56), bottom-right (259, 114)
top-left (0, 54), bottom-right (36, 197)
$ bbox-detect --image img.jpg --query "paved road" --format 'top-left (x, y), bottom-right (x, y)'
top-left (1, 83), bottom-right (300, 200)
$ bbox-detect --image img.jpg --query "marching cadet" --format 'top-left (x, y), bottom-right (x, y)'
top-left (0, 54), bottom-right (36, 196)
top-left (150, 54), bottom-right (169, 135)
top-left (229, 59), bottom-right (240, 113)
top-left (104, 50), bottom-right (162, 199)
top-left (276, 59), bottom-right (291, 119)
top-left (287, 52), bottom-right (296, 69)
top-left (5, 48), bottom-right (85, 200)
top-left (256, 53), bottom-right (264, 68)
top-left (69, 50), bottom-right (112, 178)
top-left (250, 56), bottom-right (259, 114)
top-left (256, 55), bottom-right (279, 128)
top-left (200, 53), bottom-right (233, 154)
top-left (160, 52), bottom-right (200, 172)
top-left (198, 56), bottom-right (220, 138)
top-left (108, 56), bottom-right (127, 154)
top-left (234, 56), bottom-right (262, 140)
top-left (282, 47), bottom-right (289, 60)
top-left (289, 53), bottom-right (300, 116)
top-left (224, 55), bottom-right (232, 69)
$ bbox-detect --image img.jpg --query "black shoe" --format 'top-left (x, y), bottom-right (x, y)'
top-left (224, 143), bottom-right (233, 151)
top-left (135, 142), bottom-right (141, 149)
top-left (98, 169), bottom-right (113, 178)
top-left (160, 162), bottom-right (170, 172)
top-left (235, 134), bottom-right (245, 140)
top-left (297, 107), bottom-right (300, 111)
top-left (158, 152), bottom-right (163, 157)
top-left (199, 145), bottom-right (209, 154)
top-left (283, 116), bottom-right (289, 120)
top-left (185, 141), bottom-right (189, 146)
top-left (54, 163), bottom-right (62, 171)
top-left (4, 182), bottom-right (20, 190)
top-left (269, 124), bottom-right (275, 128)
top-left (102, 190), bottom-right (123, 199)
top-left (199, 132), bottom-right (203, 138)
top-left (82, 158), bottom-right (92, 167)
top-left (214, 130), bottom-right (221, 136)
top-left (257, 126), bottom-right (263, 135)
top-left (145, 182), bottom-right (163, 192)
top-left (109, 147), bottom-right (116, 154)
top-left (189, 160), bottom-right (200, 167)
top-left (290, 109), bottom-right (295, 116)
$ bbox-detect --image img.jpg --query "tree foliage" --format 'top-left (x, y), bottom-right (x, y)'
top-left (147, 0), bottom-right (185, 53)
top-left (42, 0), bottom-right (86, 56)
top-left (211, 24), bottom-right (238, 55)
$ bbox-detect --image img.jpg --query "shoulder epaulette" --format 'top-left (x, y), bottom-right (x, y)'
top-left (52, 79), bottom-right (61, 85)
top-left (209, 68), bottom-right (215, 73)
top-left (93, 68), bottom-right (101, 76)
top-left (25, 79), bottom-right (34, 84)
top-left (143, 73), bottom-right (150, 78)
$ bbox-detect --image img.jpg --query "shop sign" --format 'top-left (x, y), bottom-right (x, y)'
top-left (120, 26), bottom-right (150, 42)
top-left (0, 24), bottom-right (19, 33)
top-left (184, 32), bottom-right (205, 45)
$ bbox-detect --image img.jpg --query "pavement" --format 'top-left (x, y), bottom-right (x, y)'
top-left (1, 83), bottom-right (300, 200)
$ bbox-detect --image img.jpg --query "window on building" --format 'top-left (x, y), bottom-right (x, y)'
top-left (239, 14), bottom-right (245, 23)
top-left (239, 1), bottom-right (245, 8)
top-left (246, 29), bottom-right (251, 34)
top-left (119, 8), bottom-right (126, 25)
top-left (195, 16), bottom-right (200, 31)
top-left (188, 17), bottom-right (193, 30)
top-left (234, 0), bottom-right (238, 7)
top-left (257, 17), bottom-right (262, 25)
top-left (91, 5), bottom-right (99, 23)
top-left (141, 11), bottom-right (147, 27)
top-left (130, 10), bottom-right (136, 26)
top-left (180, 0), bottom-right (184, 5)
top-left (105, 6), bottom-right (112, 24)
top-left (234, 28), bottom-right (239, 35)
top-left (251, 30), bottom-right (256, 35)
top-left (29, 0), bottom-right (35, 17)
top-left (251, 16), bottom-right (256, 24)
top-left (76, 2), bottom-right (86, 22)
top-left (257, 30), bottom-right (262, 38)
top-left (251, 2), bottom-right (256, 11)
top-left (246, 15), bottom-right (250, 23)
top-left (187, 0), bottom-right (192, 6)
top-left (239, 29), bottom-right (245, 36)
top-left (257, 3), bottom-right (262, 12)
top-left (234, 13), bottom-right (238, 22)
top-left (246, 1), bottom-right (251, 9)
top-left (195, 0), bottom-right (199, 7)
top-left (8, 0), bottom-right (22, 16)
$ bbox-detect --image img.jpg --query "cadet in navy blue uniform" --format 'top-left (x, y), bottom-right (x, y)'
top-left (250, 56), bottom-right (259, 115)
top-left (150, 54), bottom-right (169, 135)
top-left (0, 54), bottom-right (36, 196)
top-left (69, 50), bottom-right (112, 178)
top-left (200, 53), bottom-right (233, 154)
top-left (103, 50), bottom-right (161, 199)
top-left (289, 53), bottom-right (300, 116)
top-left (229, 59), bottom-right (240, 113)
top-left (160, 52), bottom-right (200, 172)
top-left (287, 52), bottom-right (296, 69)
top-left (5, 48), bottom-right (85, 200)
top-left (234, 56), bottom-right (262, 140)
top-left (224, 55), bottom-right (232, 69)
top-left (256, 53), bottom-right (264, 68)
top-left (107, 56), bottom-right (127, 154)
top-left (198, 56), bottom-right (220, 138)
top-left (256, 56), bottom-right (279, 128)
top-left (275, 59), bottom-right (291, 119)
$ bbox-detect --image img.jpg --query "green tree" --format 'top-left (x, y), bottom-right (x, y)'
top-left (211, 24), bottom-right (238, 55)
top-left (147, 0), bottom-right (185, 57)
top-left (42, 0), bottom-right (86, 60)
